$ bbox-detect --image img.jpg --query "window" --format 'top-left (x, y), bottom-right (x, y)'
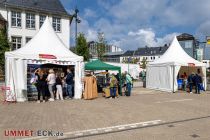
top-left (52, 17), bottom-right (61, 31)
top-left (26, 13), bottom-right (35, 29)
top-left (153, 56), bottom-right (155, 60)
top-left (11, 11), bottom-right (21, 27)
top-left (26, 37), bottom-right (32, 43)
top-left (151, 57), bottom-right (153, 60)
top-left (11, 36), bottom-right (22, 50)
top-left (185, 41), bottom-right (193, 48)
top-left (39, 15), bottom-right (46, 28)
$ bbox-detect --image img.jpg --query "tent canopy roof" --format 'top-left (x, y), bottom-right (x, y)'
top-left (85, 60), bottom-right (121, 71)
top-left (5, 17), bottom-right (83, 61)
top-left (148, 37), bottom-right (205, 67)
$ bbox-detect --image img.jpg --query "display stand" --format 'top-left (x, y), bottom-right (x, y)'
top-left (1, 86), bottom-right (16, 104)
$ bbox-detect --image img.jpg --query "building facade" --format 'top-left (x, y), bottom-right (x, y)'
top-left (0, 0), bottom-right (71, 50)
top-left (88, 41), bottom-right (123, 59)
top-left (120, 46), bottom-right (168, 64)
top-left (103, 51), bottom-right (125, 63)
top-left (177, 33), bottom-right (197, 59)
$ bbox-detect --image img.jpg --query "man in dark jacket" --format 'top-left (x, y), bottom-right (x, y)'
top-left (194, 73), bottom-right (202, 94)
top-left (187, 73), bottom-right (194, 93)
top-left (66, 69), bottom-right (74, 99)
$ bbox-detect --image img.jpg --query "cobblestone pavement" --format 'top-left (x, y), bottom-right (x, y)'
top-left (0, 86), bottom-right (210, 140)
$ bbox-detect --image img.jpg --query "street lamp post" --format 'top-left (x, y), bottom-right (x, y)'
top-left (73, 7), bottom-right (81, 47)
top-left (128, 57), bottom-right (131, 74)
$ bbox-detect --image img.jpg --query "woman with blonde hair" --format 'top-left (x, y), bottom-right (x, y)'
top-left (47, 69), bottom-right (56, 101)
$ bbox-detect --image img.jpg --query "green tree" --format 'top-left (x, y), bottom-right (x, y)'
top-left (0, 28), bottom-right (10, 75)
top-left (140, 57), bottom-right (147, 69)
top-left (75, 33), bottom-right (89, 61)
top-left (97, 32), bottom-right (106, 60)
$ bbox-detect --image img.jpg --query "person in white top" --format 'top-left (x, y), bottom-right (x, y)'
top-left (47, 69), bottom-right (56, 101)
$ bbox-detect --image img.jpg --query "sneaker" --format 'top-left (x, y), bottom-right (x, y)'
top-left (42, 100), bottom-right (45, 103)
top-left (49, 98), bottom-right (54, 101)
top-left (37, 100), bottom-right (40, 103)
top-left (190, 92), bottom-right (192, 94)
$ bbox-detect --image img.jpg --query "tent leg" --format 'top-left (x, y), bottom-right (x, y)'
top-left (119, 70), bottom-right (122, 96)
top-left (173, 65), bottom-right (175, 93)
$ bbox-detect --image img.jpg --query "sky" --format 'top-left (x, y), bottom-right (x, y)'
top-left (60, 0), bottom-right (210, 50)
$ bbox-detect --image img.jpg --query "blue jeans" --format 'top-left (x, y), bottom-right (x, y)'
top-left (66, 84), bottom-right (73, 98)
top-left (196, 84), bottom-right (201, 94)
top-left (189, 83), bottom-right (193, 93)
top-left (126, 83), bottom-right (131, 96)
top-left (110, 87), bottom-right (117, 98)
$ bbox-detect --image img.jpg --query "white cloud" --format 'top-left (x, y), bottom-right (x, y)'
top-left (84, 9), bottom-right (97, 18)
top-left (69, 0), bottom-right (210, 49)
top-left (86, 29), bottom-right (98, 41)
top-left (195, 20), bottom-right (210, 39)
top-left (120, 28), bottom-right (179, 50)
top-left (109, 0), bottom-right (210, 27)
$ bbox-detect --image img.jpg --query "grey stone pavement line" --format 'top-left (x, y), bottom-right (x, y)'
top-left (18, 120), bottom-right (163, 140)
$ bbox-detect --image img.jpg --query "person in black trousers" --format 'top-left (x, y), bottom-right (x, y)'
top-left (36, 69), bottom-right (47, 103)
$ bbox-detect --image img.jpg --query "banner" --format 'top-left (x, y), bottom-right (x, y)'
top-left (188, 63), bottom-right (195, 67)
top-left (39, 54), bottom-right (57, 59)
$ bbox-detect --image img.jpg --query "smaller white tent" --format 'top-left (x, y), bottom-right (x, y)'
top-left (146, 36), bottom-right (206, 92)
top-left (5, 17), bottom-right (84, 102)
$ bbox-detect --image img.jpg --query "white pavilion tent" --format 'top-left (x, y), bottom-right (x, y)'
top-left (146, 36), bottom-right (206, 92)
top-left (5, 17), bottom-right (84, 102)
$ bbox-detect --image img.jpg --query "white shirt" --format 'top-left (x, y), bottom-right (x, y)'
top-left (47, 73), bottom-right (56, 84)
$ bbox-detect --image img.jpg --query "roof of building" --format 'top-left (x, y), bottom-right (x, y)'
top-left (0, 13), bottom-right (6, 21)
top-left (104, 51), bottom-right (125, 56)
top-left (177, 33), bottom-right (195, 41)
top-left (122, 50), bottom-right (135, 56)
top-left (0, 0), bottom-right (70, 17)
top-left (122, 46), bottom-right (168, 57)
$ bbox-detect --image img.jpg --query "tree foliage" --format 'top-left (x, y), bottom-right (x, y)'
top-left (75, 33), bottom-right (89, 61)
top-left (97, 42), bottom-right (105, 60)
top-left (140, 57), bottom-right (147, 69)
top-left (0, 28), bottom-right (10, 75)
top-left (97, 32), bottom-right (106, 60)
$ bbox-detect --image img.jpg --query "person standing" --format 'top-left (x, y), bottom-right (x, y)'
top-left (47, 69), bottom-right (56, 101)
top-left (36, 69), bottom-right (47, 103)
top-left (125, 71), bottom-right (132, 96)
top-left (194, 73), bottom-right (202, 94)
top-left (110, 74), bottom-right (118, 99)
top-left (187, 73), bottom-right (194, 93)
top-left (183, 72), bottom-right (188, 91)
top-left (66, 69), bottom-right (74, 99)
top-left (55, 73), bottom-right (64, 100)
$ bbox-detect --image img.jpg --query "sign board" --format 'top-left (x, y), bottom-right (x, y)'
top-left (188, 63), bottom-right (195, 67)
top-left (39, 54), bottom-right (57, 59)
top-left (1, 86), bottom-right (10, 90)
top-left (207, 39), bottom-right (210, 45)
top-left (206, 36), bottom-right (210, 46)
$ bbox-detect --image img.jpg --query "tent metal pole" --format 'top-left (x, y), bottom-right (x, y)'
top-left (173, 65), bottom-right (175, 93)
top-left (119, 69), bottom-right (122, 96)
